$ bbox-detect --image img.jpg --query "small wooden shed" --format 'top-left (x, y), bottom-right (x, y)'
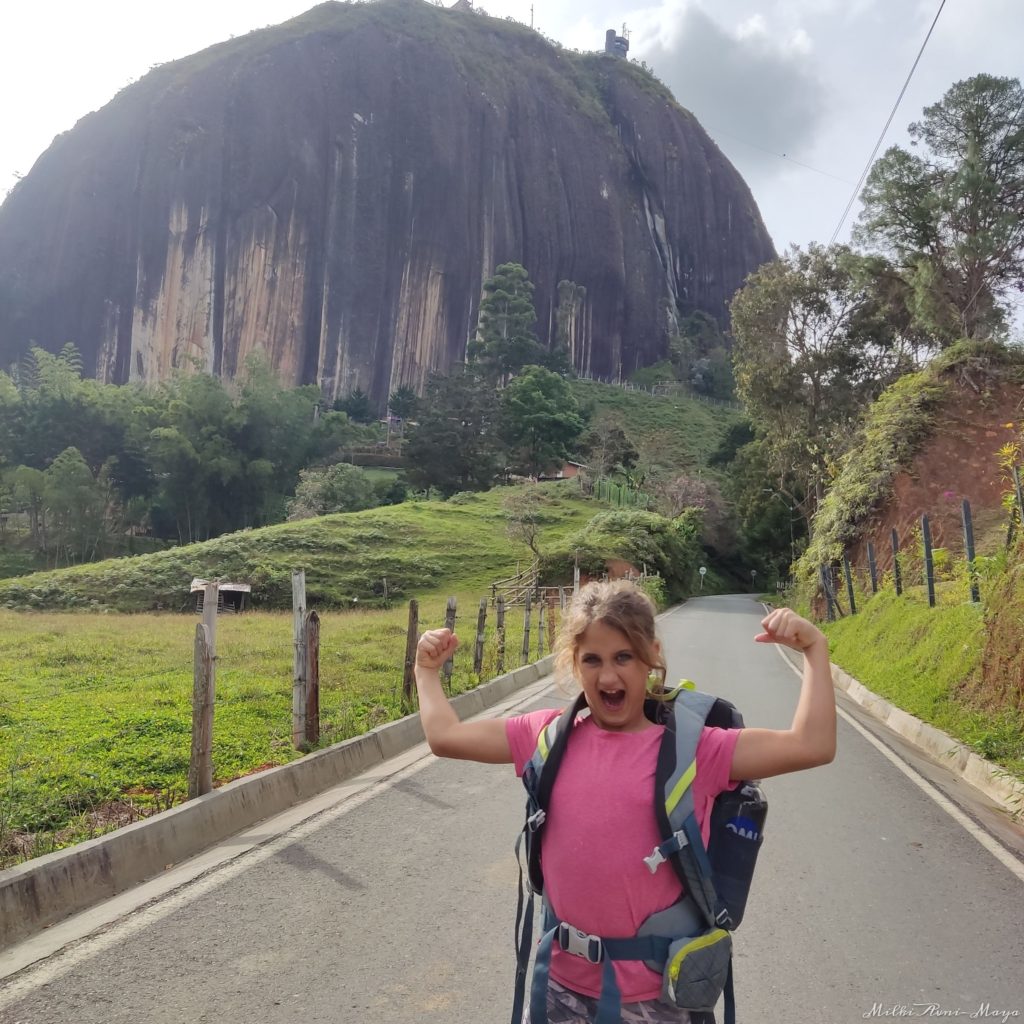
top-left (190, 579), bottom-right (252, 614)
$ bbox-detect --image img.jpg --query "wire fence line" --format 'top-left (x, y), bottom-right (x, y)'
top-left (573, 373), bottom-right (743, 411)
top-left (0, 581), bottom-right (566, 871)
top-left (808, 465), bottom-right (1023, 621)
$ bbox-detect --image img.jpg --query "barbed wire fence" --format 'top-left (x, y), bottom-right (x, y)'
top-left (811, 466), bottom-right (1022, 622)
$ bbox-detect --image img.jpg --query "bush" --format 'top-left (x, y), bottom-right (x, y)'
top-left (637, 575), bottom-right (668, 609)
top-left (542, 508), bottom-right (703, 599)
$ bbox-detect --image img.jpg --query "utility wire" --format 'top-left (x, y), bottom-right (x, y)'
top-left (829, 0), bottom-right (948, 245)
top-left (705, 124), bottom-right (856, 185)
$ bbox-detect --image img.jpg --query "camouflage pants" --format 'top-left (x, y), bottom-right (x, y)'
top-left (522, 979), bottom-right (694, 1024)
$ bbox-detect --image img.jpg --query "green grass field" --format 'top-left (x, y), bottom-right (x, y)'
top-left (0, 483), bottom-right (595, 866)
top-left (0, 594), bottom-right (556, 867)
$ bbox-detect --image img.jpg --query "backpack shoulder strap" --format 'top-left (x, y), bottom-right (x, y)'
top-left (650, 689), bottom-right (733, 929)
top-left (522, 693), bottom-right (587, 892)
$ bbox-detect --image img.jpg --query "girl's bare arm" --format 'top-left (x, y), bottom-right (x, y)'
top-left (415, 628), bottom-right (513, 763)
top-left (730, 608), bottom-right (837, 780)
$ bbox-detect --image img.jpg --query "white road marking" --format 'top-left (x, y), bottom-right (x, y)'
top-left (770, 641), bottom-right (1024, 884)
top-left (0, 677), bottom-right (558, 1005)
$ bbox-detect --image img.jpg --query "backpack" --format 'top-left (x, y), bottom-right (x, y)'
top-left (511, 684), bottom-right (768, 1024)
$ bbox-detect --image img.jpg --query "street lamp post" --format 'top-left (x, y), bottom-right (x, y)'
top-left (763, 489), bottom-right (796, 565)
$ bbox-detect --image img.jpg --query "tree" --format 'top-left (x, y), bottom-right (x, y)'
top-left (468, 263), bottom-right (544, 383)
top-left (0, 371), bottom-right (21, 468)
top-left (334, 387), bottom-right (375, 424)
top-left (387, 386), bottom-right (418, 422)
top-left (503, 489), bottom-right (548, 559)
top-left (650, 473), bottom-right (732, 553)
top-left (286, 463), bottom-right (377, 520)
top-left (731, 243), bottom-right (923, 515)
top-left (499, 365), bottom-right (585, 478)
top-left (43, 447), bottom-right (107, 565)
top-left (404, 369), bottom-right (502, 496)
top-left (10, 465), bottom-right (47, 553)
top-left (579, 415), bottom-right (638, 478)
top-left (855, 74), bottom-right (1024, 343)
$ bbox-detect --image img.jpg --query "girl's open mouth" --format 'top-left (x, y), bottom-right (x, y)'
top-left (599, 689), bottom-right (626, 711)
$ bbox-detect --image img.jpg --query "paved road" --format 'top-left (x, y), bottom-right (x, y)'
top-left (2, 595), bottom-right (1022, 1024)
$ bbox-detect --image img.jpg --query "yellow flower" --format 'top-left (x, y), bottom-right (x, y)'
top-left (1005, 422), bottom-right (1015, 429)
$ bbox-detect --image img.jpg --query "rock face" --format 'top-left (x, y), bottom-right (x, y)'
top-left (0, 0), bottom-right (775, 406)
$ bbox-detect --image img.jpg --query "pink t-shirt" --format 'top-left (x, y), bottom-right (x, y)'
top-left (506, 707), bottom-right (741, 1003)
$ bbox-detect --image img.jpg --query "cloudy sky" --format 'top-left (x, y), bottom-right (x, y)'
top-left (2, 0), bottom-right (1022, 253)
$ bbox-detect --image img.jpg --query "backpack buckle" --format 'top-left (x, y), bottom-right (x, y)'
top-left (643, 831), bottom-right (688, 874)
top-left (557, 923), bottom-right (603, 964)
top-left (715, 908), bottom-right (734, 929)
top-left (527, 809), bottom-right (546, 832)
top-left (642, 848), bottom-right (667, 874)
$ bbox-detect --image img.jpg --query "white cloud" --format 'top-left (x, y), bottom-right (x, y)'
top-left (736, 14), bottom-right (768, 40)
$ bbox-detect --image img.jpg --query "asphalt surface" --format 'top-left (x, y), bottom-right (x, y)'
top-left (2, 594), bottom-right (1022, 1024)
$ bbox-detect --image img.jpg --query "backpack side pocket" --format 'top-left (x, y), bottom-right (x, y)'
top-left (661, 928), bottom-right (732, 1013)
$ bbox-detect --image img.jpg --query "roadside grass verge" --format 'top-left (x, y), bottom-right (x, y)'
top-left (822, 585), bottom-right (1024, 783)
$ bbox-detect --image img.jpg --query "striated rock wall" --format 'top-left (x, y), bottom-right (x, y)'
top-left (0, 0), bottom-right (775, 408)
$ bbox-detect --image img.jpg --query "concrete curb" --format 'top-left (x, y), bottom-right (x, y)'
top-left (765, 601), bottom-right (1024, 820)
top-left (0, 654), bottom-right (556, 953)
top-left (829, 664), bottom-right (1024, 818)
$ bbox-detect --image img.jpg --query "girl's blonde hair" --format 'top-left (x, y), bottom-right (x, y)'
top-left (553, 580), bottom-right (667, 693)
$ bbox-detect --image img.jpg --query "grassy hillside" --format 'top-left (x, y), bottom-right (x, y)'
top-left (798, 340), bottom-right (1024, 578)
top-left (0, 482), bottom-right (596, 612)
top-left (571, 379), bottom-right (742, 475)
top-left (822, 581), bottom-right (1024, 786)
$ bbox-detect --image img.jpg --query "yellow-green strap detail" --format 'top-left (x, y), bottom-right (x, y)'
top-left (665, 758), bottom-right (698, 816)
top-left (667, 928), bottom-right (730, 982)
top-left (537, 719), bottom-right (559, 762)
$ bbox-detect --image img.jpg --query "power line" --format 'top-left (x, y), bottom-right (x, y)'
top-left (705, 124), bottom-right (856, 185)
top-left (828, 0), bottom-right (948, 245)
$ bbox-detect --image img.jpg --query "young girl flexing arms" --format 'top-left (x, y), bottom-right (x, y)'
top-left (414, 581), bottom-right (836, 1024)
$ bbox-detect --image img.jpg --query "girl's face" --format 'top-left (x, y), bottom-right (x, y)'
top-left (575, 620), bottom-right (657, 732)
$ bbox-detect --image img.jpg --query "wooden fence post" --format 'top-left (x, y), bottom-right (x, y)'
top-left (962, 499), bottom-right (980, 604)
top-left (496, 596), bottom-right (506, 675)
top-left (402, 599), bottom-right (419, 712)
top-left (537, 599), bottom-right (546, 658)
top-left (922, 514), bottom-right (936, 608)
top-left (522, 594), bottom-right (532, 665)
top-left (547, 594), bottom-right (557, 652)
top-left (867, 541), bottom-right (878, 594)
top-left (304, 611), bottom-right (320, 745)
top-left (202, 582), bottom-right (219, 656)
top-left (442, 596), bottom-right (457, 691)
top-left (820, 565), bottom-right (836, 622)
top-left (559, 586), bottom-right (566, 610)
top-left (1009, 466), bottom-right (1024, 547)
top-left (291, 570), bottom-right (307, 748)
top-left (473, 598), bottom-right (487, 675)
top-left (891, 529), bottom-right (903, 596)
top-left (188, 623), bottom-right (214, 799)
top-left (843, 554), bottom-right (857, 615)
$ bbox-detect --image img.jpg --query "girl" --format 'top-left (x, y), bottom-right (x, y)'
top-left (414, 581), bottom-right (836, 1024)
